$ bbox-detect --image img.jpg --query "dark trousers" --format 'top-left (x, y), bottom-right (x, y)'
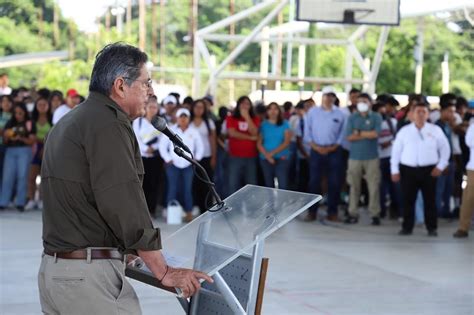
top-left (380, 157), bottom-right (400, 217)
top-left (297, 158), bottom-right (310, 192)
top-left (142, 156), bottom-right (164, 216)
top-left (400, 164), bottom-right (438, 232)
top-left (308, 148), bottom-right (343, 215)
top-left (193, 157), bottom-right (214, 214)
top-left (214, 147), bottom-right (228, 198)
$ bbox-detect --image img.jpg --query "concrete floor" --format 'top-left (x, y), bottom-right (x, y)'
top-left (1, 208), bottom-right (473, 315)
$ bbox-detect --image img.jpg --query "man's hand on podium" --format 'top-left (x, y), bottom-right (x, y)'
top-left (161, 267), bottom-right (214, 298)
top-left (137, 249), bottom-right (213, 299)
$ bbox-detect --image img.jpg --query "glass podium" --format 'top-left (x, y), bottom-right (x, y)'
top-left (126, 185), bottom-right (321, 314)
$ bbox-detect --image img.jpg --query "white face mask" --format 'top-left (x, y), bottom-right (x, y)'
top-left (357, 102), bottom-right (369, 113)
top-left (26, 102), bottom-right (35, 113)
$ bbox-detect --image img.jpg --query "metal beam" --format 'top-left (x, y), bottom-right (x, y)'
top-left (369, 26), bottom-right (390, 94)
top-left (213, 272), bottom-right (246, 315)
top-left (217, 72), bottom-right (367, 84)
top-left (201, 33), bottom-right (349, 46)
top-left (349, 25), bottom-right (368, 42)
top-left (197, 0), bottom-right (278, 36)
top-left (0, 51), bottom-right (68, 68)
top-left (210, 0), bottom-right (289, 94)
top-left (348, 43), bottom-right (371, 78)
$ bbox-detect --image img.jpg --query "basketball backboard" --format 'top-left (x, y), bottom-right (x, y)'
top-left (296, 0), bottom-right (400, 26)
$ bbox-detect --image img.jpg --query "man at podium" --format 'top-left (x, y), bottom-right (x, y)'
top-left (38, 43), bottom-right (212, 314)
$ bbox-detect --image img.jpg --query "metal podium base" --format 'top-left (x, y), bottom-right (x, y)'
top-left (188, 239), bottom-right (265, 315)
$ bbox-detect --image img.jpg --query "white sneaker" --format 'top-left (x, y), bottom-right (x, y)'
top-left (37, 200), bottom-right (44, 210)
top-left (25, 200), bottom-right (37, 211)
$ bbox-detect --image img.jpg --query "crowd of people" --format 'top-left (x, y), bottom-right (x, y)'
top-left (0, 71), bottom-right (473, 237)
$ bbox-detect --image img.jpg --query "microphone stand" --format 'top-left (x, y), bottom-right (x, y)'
top-left (173, 146), bottom-right (225, 212)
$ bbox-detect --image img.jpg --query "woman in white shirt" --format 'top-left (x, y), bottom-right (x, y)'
top-left (159, 108), bottom-right (204, 222)
top-left (190, 99), bottom-right (217, 214)
top-left (132, 97), bottom-right (163, 217)
top-left (453, 122), bottom-right (474, 238)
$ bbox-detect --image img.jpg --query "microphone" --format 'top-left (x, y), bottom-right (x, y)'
top-left (150, 116), bottom-right (192, 154)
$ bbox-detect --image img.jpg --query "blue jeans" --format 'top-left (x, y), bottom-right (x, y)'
top-left (227, 156), bottom-right (257, 195)
top-left (165, 164), bottom-right (194, 213)
top-left (214, 147), bottom-right (228, 198)
top-left (308, 147), bottom-right (343, 215)
top-left (415, 191), bottom-right (424, 224)
top-left (436, 161), bottom-right (455, 217)
top-left (259, 158), bottom-right (290, 190)
top-left (0, 145), bottom-right (5, 193)
top-left (379, 157), bottom-right (400, 215)
top-left (0, 146), bottom-right (32, 207)
top-left (288, 142), bottom-right (298, 189)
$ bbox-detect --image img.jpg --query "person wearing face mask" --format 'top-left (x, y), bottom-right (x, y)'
top-left (391, 102), bottom-right (450, 237)
top-left (344, 93), bottom-right (382, 225)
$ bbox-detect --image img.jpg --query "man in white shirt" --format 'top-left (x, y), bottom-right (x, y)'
top-left (391, 102), bottom-right (451, 236)
top-left (453, 116), bottom-right (474, 238)
top-left (159, 108), bottom-right (203, 222)
top-left (52, 89), bottom-right (81, 124)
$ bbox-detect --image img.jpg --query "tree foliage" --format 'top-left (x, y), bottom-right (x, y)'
top-left (0, 0), bottom-right (473, 101)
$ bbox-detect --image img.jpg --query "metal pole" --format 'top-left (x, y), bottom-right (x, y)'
top-left (126, 0), bottom-right (132, 37)
top-left (160, 0), bottom-right (165, 84)
top-left (369, 26), bottom-right (390, 94)
top-left (151, 0), bottom-right (158, 62)
top-left (344, 45), bottom-right (353, 96)
top-left (441, 52), bottom-right (450, 93)
top-left (286, 0), bottom-right (295, 77)
top-left (138, 0), bottom-right (146, 51)
top-left (201, 34), bottom-right (349, 46)
top-left (414, 20), bottom-right (424, 94)
top-left (212, 0), bottom-right (289, 78)
top-left (213, 272), bottom-right (246, 315)
top-left (193, 36), bottom-right (201, 97)
top-left (197, 0), bottom-right (278, 36)
top-left (348, 43), bottom-right (371, 79)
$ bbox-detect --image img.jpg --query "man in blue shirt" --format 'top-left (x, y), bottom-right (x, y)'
top-left (304, 89), bottom-right (346, 222)
top-left (345, 93), bottom-right (382, 225)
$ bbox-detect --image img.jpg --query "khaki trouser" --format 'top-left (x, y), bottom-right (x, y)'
top-left (459, 170), bottom-right (474, 232)
top-left (38, 254), bottom-right (141, 315)
top-left (347, 158), bottom-right (381, 218)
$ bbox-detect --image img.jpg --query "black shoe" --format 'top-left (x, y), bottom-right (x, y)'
top-left (398, 229), bottom-right (412, 236)
top-left (371, 217), bottom-right (381, 226)
top-left (344, 216), bottom-right (358, 224)
top-left (453, 230), bottom-right (468, 238)
top-left (427, 230), bottom-right (438, 237)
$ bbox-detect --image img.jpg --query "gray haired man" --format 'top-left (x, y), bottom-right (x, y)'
top-left (38, 43), bottom-right (212, 314)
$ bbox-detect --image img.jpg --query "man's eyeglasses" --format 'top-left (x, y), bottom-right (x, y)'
top-left (123, 77), bottom-right (153, 89)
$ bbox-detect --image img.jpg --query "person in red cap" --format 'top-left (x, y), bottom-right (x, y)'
top-left (52, 89), bottom-right (81, 124)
